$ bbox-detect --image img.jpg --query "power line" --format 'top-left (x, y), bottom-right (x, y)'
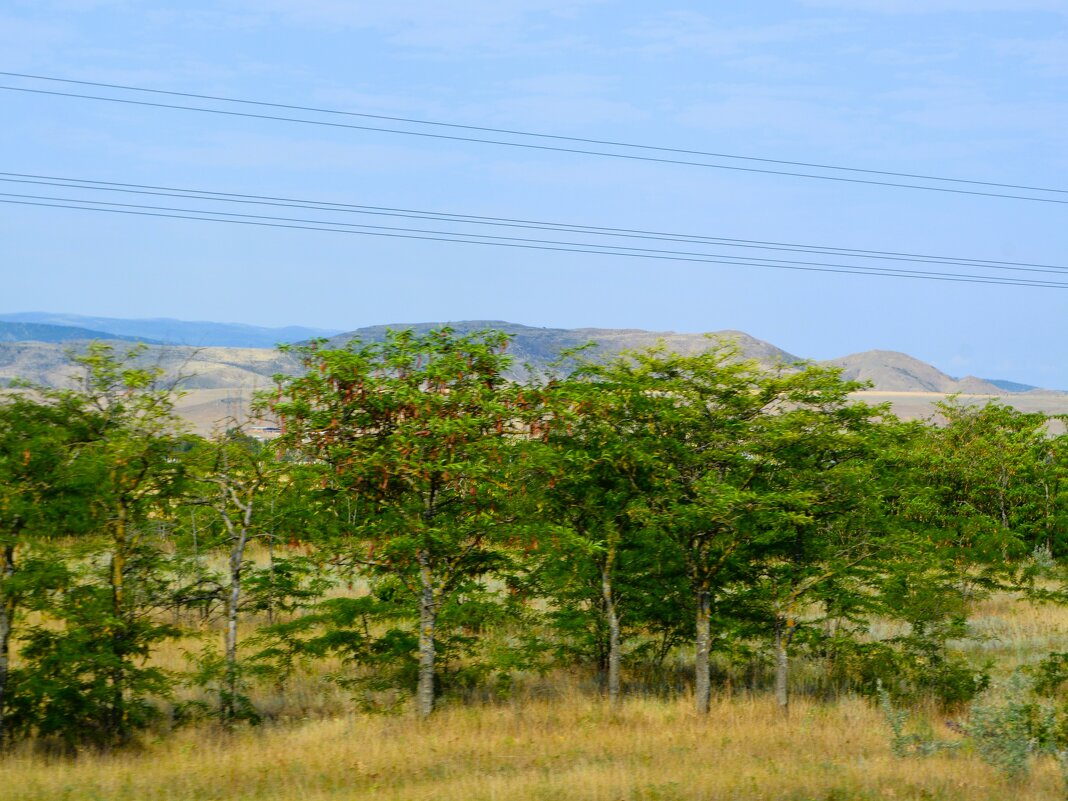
top-left (4, 70), bottom-right (1065, 198)
top-left (3, 82), bottom-right (1066, 206)
top-left (4, 194), bottom-right (1066, 289)
top-left (2, 171), bottom-right (1065, 276)
top-left (18, 187), bottom-right (1035, 275)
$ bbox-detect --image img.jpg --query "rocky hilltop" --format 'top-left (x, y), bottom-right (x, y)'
top-left (824, 350), bottom-right (1007, 395)
top-left (327, 321), bottom-right (799, 374)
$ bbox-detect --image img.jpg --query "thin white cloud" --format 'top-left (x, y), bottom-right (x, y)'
top-left (628, 12), bottom-right (852, 56)
top-left (997, 36), bottom-right (1068, 76)
top-left (799, 0), bottom-right (1067, 13)
top-left (673, 87), bottom-right (881, 153)
top-left (0, 13), bottom-right (71, 64)
top-left (234, 0), bottom-right (605, 56)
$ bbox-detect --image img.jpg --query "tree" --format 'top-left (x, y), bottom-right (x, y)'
top-left (861, 402), bottom-right (1056, 707)
top-left (612, 343), bottom-right (872, 714)
top-left (534, 357), bottom-right (686, 705)
top-left (0, 392), bottom-right (95, 745)
top-left (185, 429), bottom-right (279, 725)
top-left (735, 379), bottom-right (892, 713)
top-left (10, 343), bottom-right (189, 747)
top-left (269, 328), bottom-right (539, 717)
top-left (909, 400), bottom-right (1055, 596)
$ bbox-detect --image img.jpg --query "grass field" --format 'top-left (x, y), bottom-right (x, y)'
top-left (5, 560), bottom-right (1068, 801)
top-left (3, 691), bottom-right (1066, 801)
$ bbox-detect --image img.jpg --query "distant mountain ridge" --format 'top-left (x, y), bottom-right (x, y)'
top-left (0, 315), bottom-right (1060, 396)
top-left (0, 312), bottom-right (342, 349)
top-left (0, 321), bottom-right (160, 345)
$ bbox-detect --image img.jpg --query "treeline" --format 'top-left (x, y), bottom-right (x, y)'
top-left (1, 329), bottom-right (1066, 750)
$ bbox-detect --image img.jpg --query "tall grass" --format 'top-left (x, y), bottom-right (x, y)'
top-left (3, 690), bottom-right (1064, 801)
top-left (8, 552), bottom-right (1068, 800)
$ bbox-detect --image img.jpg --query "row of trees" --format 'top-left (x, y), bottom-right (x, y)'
top-left (0, 330), bottom-right (1066, 749)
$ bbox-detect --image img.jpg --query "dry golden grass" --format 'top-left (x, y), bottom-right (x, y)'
top-left (2, 691), bottom-right (1064, 801)
top-left (7, 568), bottom-right (1068, 801)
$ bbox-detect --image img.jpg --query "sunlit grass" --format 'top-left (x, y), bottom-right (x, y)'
top-left (3, 691), bottom-right (1064, 801)
top-left (7, 567), bottom-right (1068, 800)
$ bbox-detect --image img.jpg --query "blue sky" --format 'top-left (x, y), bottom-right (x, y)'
top-left (2, 1), bottom-right (1066, 386)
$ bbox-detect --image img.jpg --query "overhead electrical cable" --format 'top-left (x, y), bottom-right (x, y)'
top-left (1, 172), bottom-right (1064, 276)
top-left (3, 70), bottom-right (1065, 199)
top-left (4, 194), bottom-right (1066, 290)
top-left (15, 187), bottom-right (1051, 275)
top-left (2, 81), bottom-right (1066, 205)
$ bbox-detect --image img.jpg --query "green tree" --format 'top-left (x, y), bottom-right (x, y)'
top-left (613, 343), bottom-right (872, 714)
top-left (11, 343), bottom-right (189, 747)
top-left (184, 429), bottom-right (279, 725)
top-left (918, 400), bottom-right (1053, 578)
top-left (269, 328), bottom-right (539, 717)
top-left (534, 357), bottom-right (687, 704)
top-left (736, 384), bottom-right (893, 713)
top-left (0, 392), bottom-right (96, 745)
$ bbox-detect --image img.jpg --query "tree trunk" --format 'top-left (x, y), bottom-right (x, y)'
top-left (109, 503), bottom-right (129, 744)
top-left (774, 620), bottom-right (789, 714)
top-left (774, 617), bottom-right (796, 716)
top-left (0, 544), bottom-right (15, 747)
top-left (111, 503), bottom-right (128, 612)
top-left (218, 477), bottom-right (256, 724)
top-left (223, 530), bottom-right (248, 723)
top-left (416, 549), bottom-right (437, 719)
top-left (601, 561), bottom-right (621, 707)
top-left (695, 588), bottom-right (712, 714)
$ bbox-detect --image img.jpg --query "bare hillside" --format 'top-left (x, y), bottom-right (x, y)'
top-left (327, 321), bottom-right (801, 372)
top-left (823, 350), bottom-right (1006, 394)
top-left (0, 341), bottom-right (298, 390)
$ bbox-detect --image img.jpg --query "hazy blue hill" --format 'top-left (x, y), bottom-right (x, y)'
top-left (986, 378), bottom-right (1040, 393)
top-left (0, 312), bottom-right (342, 348)
top-left (0, 321), bottom-right (158, 344)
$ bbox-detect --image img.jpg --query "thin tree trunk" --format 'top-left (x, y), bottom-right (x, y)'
top-left (774, 618), bottom-right (790, 715)
top-left (601, 559), bottom-right (621, 707)
top-left (218, 478), bottom-right (255, 724)
top-left (111, 503), bottom-right (127, 611)
top-left (109, 502), bottom-right (129, 744)
top-left (416, 549), bottom-right (437, 719)
top-left (266, 500), bottom-right (276, 626)
top-left (0, 544), bottom-right (16, 747)
top-left (223, 524), bottom-right (249, 723)
top-left (774, 615), bottom-right (798, 716)
top-left (190, 509), bottom-right (200, 569)
top-left (695, 588), bottom-right (712, 714)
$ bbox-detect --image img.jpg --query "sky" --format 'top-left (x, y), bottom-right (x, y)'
top-left (2, 1), bottom-right (1066, 386)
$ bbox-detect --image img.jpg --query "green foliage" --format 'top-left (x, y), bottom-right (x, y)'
top-left (876, 680), bottom-right (958, 758)
top-left (178, 645), bottom-right (263, 727)
top-left (9, 578), bottom-right (177, 750)
top-left (0, 343), bottom-right (188, 748)
top-left (242, 555), bottom-right (330, 617)
top-left (964, 674), bottom-right (1068, 781)
top-left (1029, 651), bottom-right (1068, 698)
top-left (269, 327), bottom-right (543, 715)
top-left (4, 330), bottom-right (1068, 749)
top-left (873, 571), bottom-right (991, 706)
top-left (907, 401), bottom-right (1056, 580)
